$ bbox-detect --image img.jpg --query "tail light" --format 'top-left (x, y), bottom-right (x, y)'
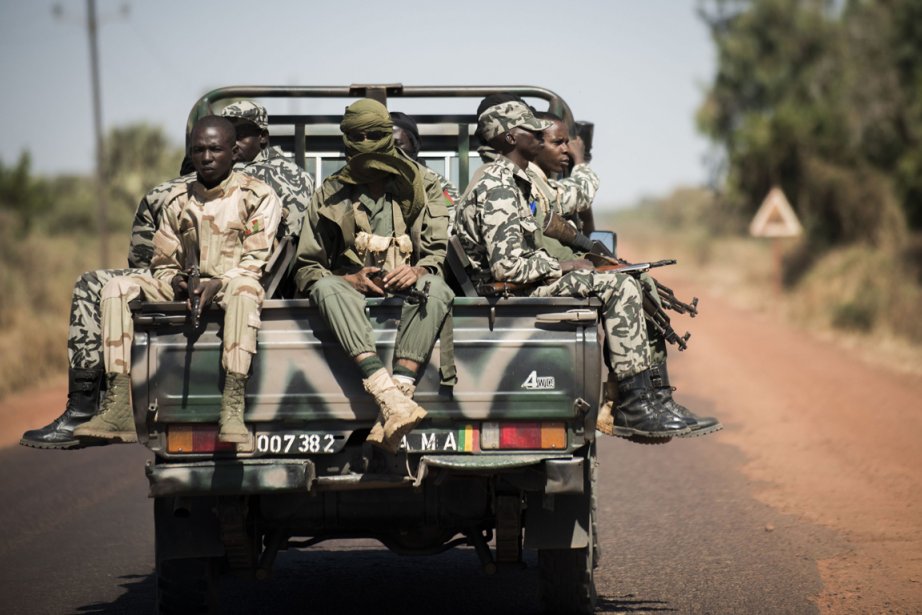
top-left (480, 422), bottom-right (567, 450)
top-left (167, 425), bottom-right (236, 453)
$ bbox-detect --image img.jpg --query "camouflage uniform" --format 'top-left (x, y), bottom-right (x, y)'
top-left (67, 175), bottom-right (193, 371)
top-left (454, 155), bottom-right (651, 380)
top-left (101, 171), bottom-right (281, 376)
top-left (294, 168), bottom-right (453, 366)
top-left (237, 145), bottom-right (313, 240)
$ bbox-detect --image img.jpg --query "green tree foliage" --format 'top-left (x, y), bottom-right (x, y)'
top-left (0, 152), bottom-right (52, 233)
top-left (697, 0), bottom-right (920, 252)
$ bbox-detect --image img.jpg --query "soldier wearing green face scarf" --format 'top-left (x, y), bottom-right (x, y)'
top-left (293, 98), bottom-right (454, 454)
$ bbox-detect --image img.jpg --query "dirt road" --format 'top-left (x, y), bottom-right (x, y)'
top-left (2, 275), bottom-right (921, 613)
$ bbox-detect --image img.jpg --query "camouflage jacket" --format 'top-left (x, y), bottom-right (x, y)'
top-left (127, 174), bottom-right (195, 269)
top-left (126, 146), bottom-right (311, 269)
top-left (453, 155), bottom-right (562, 284)
top-left (525, 164), bottom-right (581, 262)
top-left (235, 145), bottom-right (313, 240)
top-left (151, 171), bottom-right (282, 290)
top-left (293, 163), bottom-right (450, 294)
top-left (527, 162), bottom-right (599, 217)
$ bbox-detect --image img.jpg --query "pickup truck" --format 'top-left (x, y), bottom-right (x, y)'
top-left (135, 85), bottom-right (602, 615)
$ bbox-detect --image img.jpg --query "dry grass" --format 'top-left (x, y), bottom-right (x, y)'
top-left (0, 230), bottom-right (117, 399)
top-left (607, 200), bottom-right (922, 377)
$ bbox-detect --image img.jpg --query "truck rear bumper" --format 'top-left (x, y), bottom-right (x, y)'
top-left (146, 454), bottom-right (585, 497)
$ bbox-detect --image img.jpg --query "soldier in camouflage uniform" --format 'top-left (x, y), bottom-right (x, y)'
top-left (454, 100), bottom-right (689, 440)
top-left (20, 100), bottom-right (312, 449)
top-left (294, 99), bottom-right (454, 453)
top-left (528, 112), bottom-right (721, 438)
top-left (220, 101), bottom-right (314, 242)
top-left (74, 117), bottom-right (281, 444)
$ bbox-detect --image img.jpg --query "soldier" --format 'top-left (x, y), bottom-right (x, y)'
top-left (73, 116), bottom-right (281, 444)
top-left (454, 100), bottom-right (691, 440)
top-left (527, 112), bottom-right (721, 437)
top-left (293, 98), bottom-right (454, 453)
top-left (220, 100), bottom-right (314, 241)
top-left (390, 111), bottom-right (461, 204)
top-left (20, 101), bottom-right (310, 449)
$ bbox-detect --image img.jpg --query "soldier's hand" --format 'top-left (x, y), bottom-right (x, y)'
top-left (343, 267), bottom-right (385, 296)
top-left (170, 274), bottom-right (188, 299)
top-left (568, 136), bottom-right (587, 166)
top-left (560, 258), bottom-right (595, 273)
top-left (384, 265), bottom-right (426, 291)
top-left (191, 278), bottom-right (223, 316)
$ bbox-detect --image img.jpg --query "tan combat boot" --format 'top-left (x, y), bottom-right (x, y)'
top-left (363, 369), bottom-right (426, 453)
top-left (219, 372), bottom-right (249, 443)
top-left (367, 377), bottom-right (416, 450)
top-left (73, 372), bottom-right (138, 443)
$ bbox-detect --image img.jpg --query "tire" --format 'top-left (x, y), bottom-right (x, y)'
top-left (156, 557), bottom-right (218, 615)
top-left (538, 449), bottom-right (598, 615)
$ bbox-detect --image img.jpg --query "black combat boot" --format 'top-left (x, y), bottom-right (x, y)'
top-left (650, 363), bottom-right (723, 437)
top-left (19, 367), bottom-right (102, 449)
top-left (613, 370), bottom-right (690, 439)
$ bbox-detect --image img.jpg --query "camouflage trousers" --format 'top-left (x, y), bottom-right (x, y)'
top-left (101, 273), bottom-right (265, 375)
top-left (309, 274), bottom-right (454, 364)
top-left (68, 268), bottom-right (145, 371)
top-left (532, 270), bottom-right (651, 380)
top-left (639, 272), bottom-right (668, 366)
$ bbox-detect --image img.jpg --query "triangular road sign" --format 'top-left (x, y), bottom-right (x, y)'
top-left (750, 187), bottom-right (803, 238)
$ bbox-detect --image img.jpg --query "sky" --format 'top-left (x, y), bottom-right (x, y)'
top-left (0, 0), bottom-right (716, 210)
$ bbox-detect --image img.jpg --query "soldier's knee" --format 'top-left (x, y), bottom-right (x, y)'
top-left (309, 275), bottom-right (357, 302)
top-left (420, 274), bottom-right (454, 305)
top-left (100, 276), bottom-right (139, 301)
top-left (225, 276), bottom-right (265, 304)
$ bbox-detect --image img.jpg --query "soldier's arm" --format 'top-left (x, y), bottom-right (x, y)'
top-left (220, 189), bottom-right (283, 287)
top-left (554, 164), bottom-right (600, 215)
top-left (127, 193), bottom-right (159, 269)
top-left (293, 191), bottom-right (337, 295)
top-left (150, 204), bottom-right (184, 283)
top-left (479, 185), bottom-right (561, 284)
top-left (415, 179), bottom-right (451, 275)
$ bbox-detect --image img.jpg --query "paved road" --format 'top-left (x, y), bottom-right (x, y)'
top-left (0, 420), bottom-right (835, 614)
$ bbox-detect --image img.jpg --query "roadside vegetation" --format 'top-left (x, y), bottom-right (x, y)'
top-left (0, 126), bottom-right (182, 398)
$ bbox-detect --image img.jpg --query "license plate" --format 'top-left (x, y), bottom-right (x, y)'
top-left (400, 426), bottom-right (479, 453)
top-left (255, 431), bottom-right (347, 455)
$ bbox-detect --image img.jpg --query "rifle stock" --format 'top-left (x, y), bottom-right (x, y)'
top-left (368, 270), bottom-right (429, 305)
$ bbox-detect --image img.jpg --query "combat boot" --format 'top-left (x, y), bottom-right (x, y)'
top-left (20, 367), bottom-right (102, 449)
top-left (650, 363), bottom-right (723, 437)
top-left (363, 368), bottom-right (426, 453)
top-left (612, 370), bottom-right (690, 439)
top-left (73, 372), bottom-right (137, 443)
top-left (219, 372), bottom-right (249, 443)
top-left (366, 377), bottom-right (416, 450)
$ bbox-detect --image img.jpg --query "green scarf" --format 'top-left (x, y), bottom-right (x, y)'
top-left (336, 98), bottom-right (427, 226)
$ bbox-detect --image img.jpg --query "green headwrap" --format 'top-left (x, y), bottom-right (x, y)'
top-left (337, 98), bottom-right (427, 225)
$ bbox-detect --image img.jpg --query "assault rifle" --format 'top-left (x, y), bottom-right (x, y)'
top-left (181, 232), bottom-right (204, 331)
top-left (541, 212), bottom-right (698, 350)
top-left (368, 270), bottom-right (429, 305)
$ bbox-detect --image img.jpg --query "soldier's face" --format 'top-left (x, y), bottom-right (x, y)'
top-left (535, 121), bottom-right (570, 174)
top-left (393, 126), bottom-right (418, 159)
top-left (512, 127), bottom-right (545, 161)
top-left (189, 125), bottom-right (236, 188)
top-left (234, 121), bottom-right (266, 163)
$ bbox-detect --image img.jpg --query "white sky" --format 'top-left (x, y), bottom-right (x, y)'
top-left (0, 0), bottom-right (715, 210)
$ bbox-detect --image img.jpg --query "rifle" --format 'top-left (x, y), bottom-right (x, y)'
top-left (181, 231), bottom-right (204, 330)
top-left (541, 211), bottom-right (696, 350)
top-left (368, 270), bottom-right (429, 305)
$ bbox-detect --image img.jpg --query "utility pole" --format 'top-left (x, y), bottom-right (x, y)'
top-left (54, 1), bottom-right (128, 267)
top-left (87, 0), bottom-right (108, 266)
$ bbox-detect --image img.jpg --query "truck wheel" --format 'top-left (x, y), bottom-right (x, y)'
top-left (156, 557), bottom-right (218, 615)
top-left (538, 446), bottom-right (598, 614)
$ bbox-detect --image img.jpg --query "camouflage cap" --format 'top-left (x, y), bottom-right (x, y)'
top-left (478, 101), bottom-right (553, 141)
top-left (220, 100), bottom-right (269, 132)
